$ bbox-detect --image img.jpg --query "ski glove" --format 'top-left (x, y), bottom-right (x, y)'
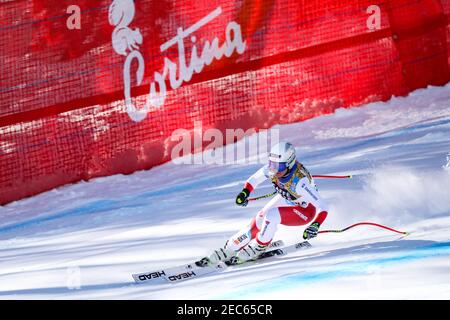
top-left (303, 222), bottom-right (320, 240)
top-left (236, 188), bottom-right (251, 207)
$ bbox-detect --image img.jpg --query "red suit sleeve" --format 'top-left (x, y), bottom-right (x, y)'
top-left (244, 182), bottom-right (254, 193)
top-left (314, 211), bottom-right (328, 225)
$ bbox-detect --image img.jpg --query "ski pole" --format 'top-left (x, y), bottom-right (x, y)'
top-left (319, 222), bottom-right (409, 235)
top-left (313, 175), bottom-right (352, 179)
top-left (248, 192), bottom-right (277, 202)
top-left (247, 175), bottom-right (352, 202)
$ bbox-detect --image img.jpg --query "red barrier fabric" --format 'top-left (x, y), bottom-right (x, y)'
top-left (0, 0), bottom-right (449, 204)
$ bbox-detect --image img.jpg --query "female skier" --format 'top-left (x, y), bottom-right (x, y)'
top-left (201, 141), bottom-right (329, 265)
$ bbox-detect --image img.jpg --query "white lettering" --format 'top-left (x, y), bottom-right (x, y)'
top-left (366, 5), bottom-right (381, 30)
top-left (66, 5), bottom-right (81, 30)
top-left (109, 2), bottom-right (246, 122)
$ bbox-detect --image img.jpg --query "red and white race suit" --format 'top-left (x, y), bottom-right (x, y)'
top-left (226, 161), bottom-right (329, 251)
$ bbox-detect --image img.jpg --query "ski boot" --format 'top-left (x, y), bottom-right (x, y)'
top-left (234, 239), bottom-right (269, 264)
top-left (195, 241), bottom-right (235, 267)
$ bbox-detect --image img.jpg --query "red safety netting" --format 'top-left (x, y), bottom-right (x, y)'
top-left (0, 0), bottom-right (449, 204)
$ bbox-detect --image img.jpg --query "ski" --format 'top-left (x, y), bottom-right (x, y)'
top-left (132, 262), bottom-right (223, 284)
top-left (131, 240), bottom-right (313, 284)
top-left (261, 240), bottom-right (312, 258)
top-left (225, 240), bottom-right (312, 266)
top-left (132, 240), bottom-right (284, 284)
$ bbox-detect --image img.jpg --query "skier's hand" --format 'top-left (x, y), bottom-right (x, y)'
top-left (303, 222), bottom-right (320, 240)
top-left (236, 188), bottom-right (250, 207)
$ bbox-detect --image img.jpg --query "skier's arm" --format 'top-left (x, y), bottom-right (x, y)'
top-left (303, 210), bottom-right (328, 240)
top-left (302, 199), bottom-right (328, 240)
top-left (243, 166), bottom-right (268, 193)
top-left (236, 166), bottom-right (268, 206)
top-left (311, 211), bottom-right (328, 227)
top-left (295, 177), bottom-right (329, 234)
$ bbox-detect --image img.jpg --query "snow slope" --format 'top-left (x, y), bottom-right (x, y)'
top-left (1, 84), bottom-right (450, 299)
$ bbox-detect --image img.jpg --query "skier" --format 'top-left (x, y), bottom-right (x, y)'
top-left (201, 141), bottom-right (329, 265)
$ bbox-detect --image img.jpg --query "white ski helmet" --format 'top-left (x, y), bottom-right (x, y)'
top-left (268, 142), bottom-right (296, 174)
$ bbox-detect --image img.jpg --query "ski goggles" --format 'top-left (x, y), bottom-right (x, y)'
top-left (268, 161), bottom-right (288, 173)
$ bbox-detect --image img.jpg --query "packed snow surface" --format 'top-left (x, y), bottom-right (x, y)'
top-left (1, 84), bottom-right (450, 299)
